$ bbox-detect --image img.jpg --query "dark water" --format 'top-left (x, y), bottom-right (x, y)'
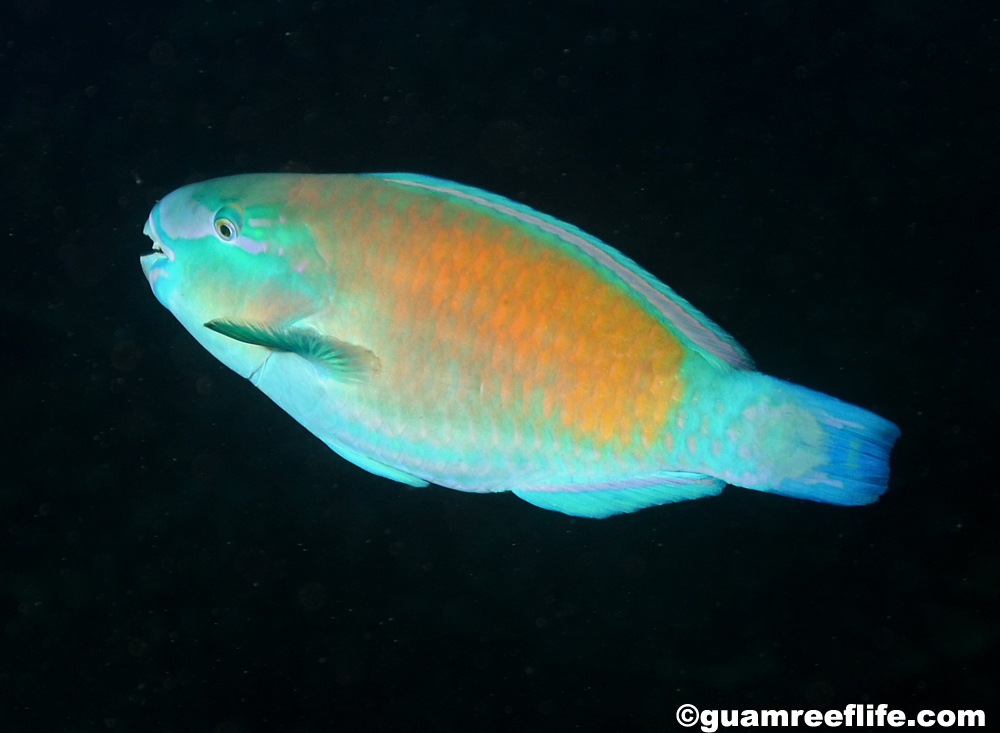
top-left (2, 1), bottom-right (997, 730)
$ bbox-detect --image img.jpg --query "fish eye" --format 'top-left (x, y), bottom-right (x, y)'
top-left (214, 218), bottom-right (238, 241)
top-left (213, 205), bottom-right (244, 242)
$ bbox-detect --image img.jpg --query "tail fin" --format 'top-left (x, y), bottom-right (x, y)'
top-left (760, 377), bottom-right (900, 505)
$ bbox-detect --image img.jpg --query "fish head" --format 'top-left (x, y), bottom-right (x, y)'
top-left (140, 174), bottom-right (329, 379)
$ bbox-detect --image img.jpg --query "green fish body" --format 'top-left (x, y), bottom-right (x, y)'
top-left (140, 173), bottom-right (899, 518)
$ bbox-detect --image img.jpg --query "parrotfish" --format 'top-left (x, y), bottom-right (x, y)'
top-left (140, 173), bottom-right (899, 518)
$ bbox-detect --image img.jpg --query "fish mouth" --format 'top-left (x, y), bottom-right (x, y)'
top-left (140, 250), bottom-right (165, 279)
top-left (140, 213), bottom-right (174, 279)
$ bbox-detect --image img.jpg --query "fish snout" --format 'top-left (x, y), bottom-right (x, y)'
top-left (140, 211), bottom-right (173, 283)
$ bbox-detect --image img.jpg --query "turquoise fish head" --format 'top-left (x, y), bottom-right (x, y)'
top-left (140, 174), bottom-right (329, 379)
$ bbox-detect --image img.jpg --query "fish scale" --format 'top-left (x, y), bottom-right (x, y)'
top-left (322, 180), bottom-right (676, 464)
top-left (141, 173), bottom-right (899, 518)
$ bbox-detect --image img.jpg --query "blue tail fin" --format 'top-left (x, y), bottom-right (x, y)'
top-left (764, 377), bottom-right (900, 505)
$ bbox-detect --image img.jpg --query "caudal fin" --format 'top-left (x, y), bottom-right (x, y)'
top-left (763, 377), bottom-right (900, 505)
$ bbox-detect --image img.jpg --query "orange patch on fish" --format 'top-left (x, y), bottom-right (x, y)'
top-left (321, 180), bottom-right (687, 453)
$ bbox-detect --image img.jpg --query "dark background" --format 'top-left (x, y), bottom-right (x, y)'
top-left (2, 0), bottom-right (997, 730)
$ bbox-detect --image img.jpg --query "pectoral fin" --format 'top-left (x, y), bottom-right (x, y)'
top-left (205, 318), bottom-right (380, 382)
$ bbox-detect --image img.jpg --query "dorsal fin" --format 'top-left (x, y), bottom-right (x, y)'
top-left (374, 173), bottom-right (754, 370)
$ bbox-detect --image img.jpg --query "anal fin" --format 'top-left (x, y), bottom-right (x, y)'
top-left (512, 473), bottom-right (725, 518)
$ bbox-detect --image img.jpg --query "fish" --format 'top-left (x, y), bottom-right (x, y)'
top-left (140, 173), bottom-right (900, 518)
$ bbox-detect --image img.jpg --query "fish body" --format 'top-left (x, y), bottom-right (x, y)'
top-left (140, 173), bottom-right (899, 518)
